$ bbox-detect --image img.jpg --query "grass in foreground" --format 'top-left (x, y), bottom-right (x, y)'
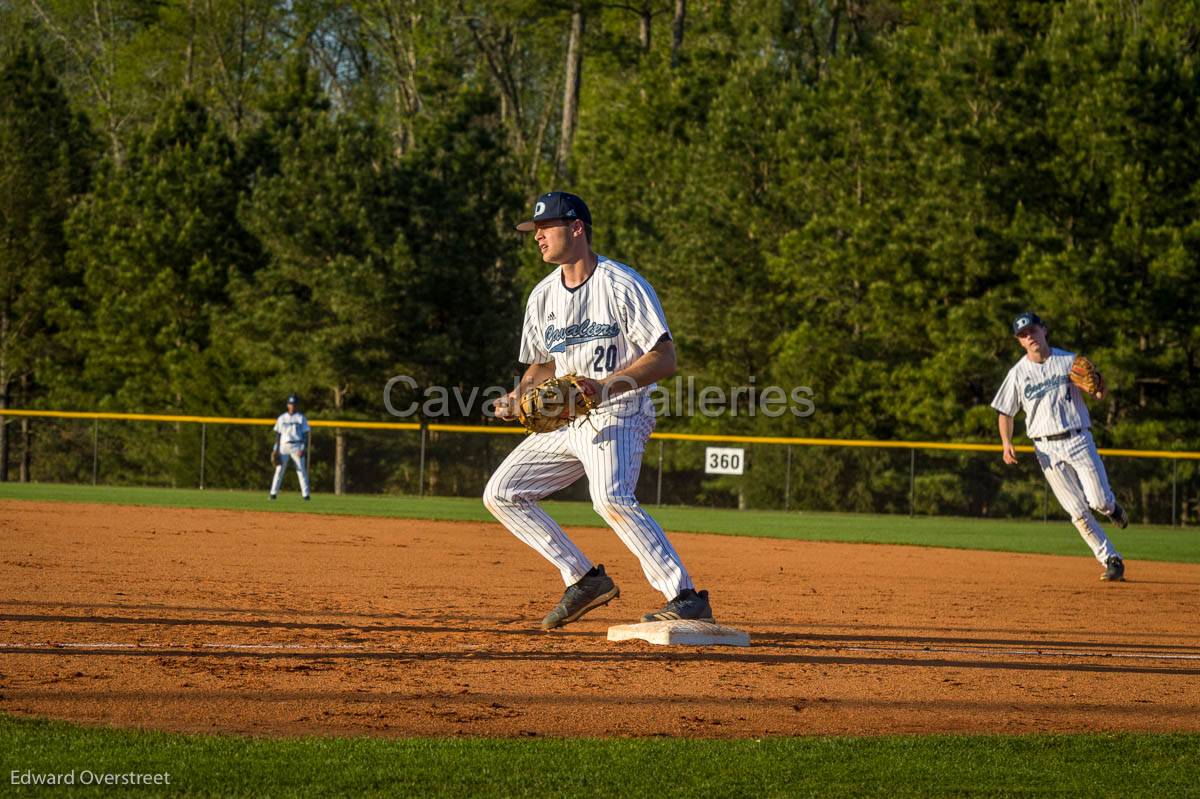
top-left (3, 715), bottom-right (1199, 798)
top-left (1, 482), bottom-right (1197, 563)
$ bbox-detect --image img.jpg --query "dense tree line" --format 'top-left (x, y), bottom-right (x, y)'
top-left (0, 1), bottom-right (1197, 520)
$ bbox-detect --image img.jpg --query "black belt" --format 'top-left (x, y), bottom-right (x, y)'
top-left (1033, 428), bottom-right (1083, 442)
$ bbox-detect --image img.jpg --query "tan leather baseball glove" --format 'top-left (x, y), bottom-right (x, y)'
top-left (517, 374), bottom-right (597, 434)
top-left (1069, 354), bottom-right (1106, 397)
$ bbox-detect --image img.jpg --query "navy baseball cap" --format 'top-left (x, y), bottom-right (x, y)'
top-left (1011, 312), bottom-right (1044, 335)
top-left (515, 191), bottom-right (591, 232)
top-left (287, 394), bottom-right (299, 404)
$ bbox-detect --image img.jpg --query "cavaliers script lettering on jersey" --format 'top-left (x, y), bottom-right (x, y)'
top-left (991, 347), bottom-right (1090, 439)
top-left (519, 256), bottom-right (670, 415)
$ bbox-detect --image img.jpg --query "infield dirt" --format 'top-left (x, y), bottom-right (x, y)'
top-left (2, 499), bottom-right (1198, 738)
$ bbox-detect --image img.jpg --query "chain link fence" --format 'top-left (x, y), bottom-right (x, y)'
top-left (4, 412), bottom-right (1198, 526)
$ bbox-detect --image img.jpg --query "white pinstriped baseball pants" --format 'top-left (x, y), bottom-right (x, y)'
top-left (1034, 430), bottom-right (1121, 564)
top-left (483, 409), bottom-right (694, 599)
top-left (270, 445), bottom-right (310, 497)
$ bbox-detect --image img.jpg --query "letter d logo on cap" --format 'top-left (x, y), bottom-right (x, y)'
top-left (534, 201), bottom-right (546, 216)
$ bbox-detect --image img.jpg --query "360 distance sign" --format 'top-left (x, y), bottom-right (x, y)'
top-left (704, 447), bottom-right (745, 475)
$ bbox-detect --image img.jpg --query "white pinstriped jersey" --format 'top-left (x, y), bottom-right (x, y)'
top-left (274, 412), bottom-right (310, 447)
top-left (519, 256), bottom-right (670, 413)
top-left (991, 347), bottom-right (1091, 438)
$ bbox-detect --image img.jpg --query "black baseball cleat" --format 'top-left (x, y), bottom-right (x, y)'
top-left (1108, 503), bottom-right (1129, 529)
top-left (540, 564), bottom-right (620, 630)
top-left (1101, 555), bottom-right (1126, 582)
top-left (269, 494), bottom-right (277, 501)
top-left (641, 588), bottom-right (714, 622)
top-left (303, 495), bottom-right (311, 501)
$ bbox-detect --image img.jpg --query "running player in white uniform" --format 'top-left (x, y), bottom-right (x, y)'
top-left (270, 394), bottom-right (311, 501)
top-left (992, 312), bottom-right (1128, 581)
top-left (484, 191), bottom-right (713, 629)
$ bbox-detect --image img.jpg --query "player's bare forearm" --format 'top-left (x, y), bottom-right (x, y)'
top-left (997, 413), bottom-right (1013, 443)
top-left (495, 361), bottom-right (556, 420)
top-left (601, 339), bottom-right (677, 398)
top-left (997, 414), bottom-right (1018, 465)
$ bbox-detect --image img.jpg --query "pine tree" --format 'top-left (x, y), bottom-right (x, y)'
top-left (0, 41), bottom-right (93, 480)
top-left (60, 95), bottom-right (257, 484)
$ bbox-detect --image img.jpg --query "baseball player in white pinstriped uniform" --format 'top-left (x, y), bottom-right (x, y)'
top-left (992, 312), bottom-right (1128, 581)
top-left (270, 394), bottom-right (311, 501)
top-left (484, 191), bottom-right (713, 630)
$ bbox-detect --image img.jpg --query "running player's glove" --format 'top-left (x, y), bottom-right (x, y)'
top-left (271, 449), bottom-right (280, 466)
top-left (517, 374), bottom-right (598, 434)
top-left (1069, 354), bottom-right (1105, 397)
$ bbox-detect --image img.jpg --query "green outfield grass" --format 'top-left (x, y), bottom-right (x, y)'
top-left (2, 715), bottom-right (1198, 798)
top-left (2, 482), bottom-right (1197, 563)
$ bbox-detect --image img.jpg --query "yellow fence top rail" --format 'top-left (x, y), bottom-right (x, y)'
top-left (1, 408), bottom-right (1197, 459)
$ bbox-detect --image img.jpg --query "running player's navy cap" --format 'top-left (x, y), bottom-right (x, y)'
top-left (515, 191), bottom-right (591, 232)
top-left (287, 394), bottom-right (299, 404)
top-left (1011, 312), bottom-right (1044, 335)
